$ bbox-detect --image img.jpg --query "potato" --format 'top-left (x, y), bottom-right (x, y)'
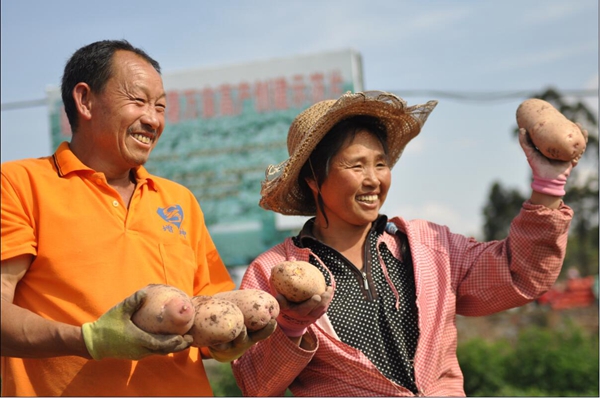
top-left (214, 289), bottom-right (280, 331)
top-left (516, 98), bottom-right (586, 161)
top-left (131, 284), bottom-right (195, 335)
top-left (188, 295), bottom-right (244, 347)
top-left (270, 261), bottom-right (327, 303)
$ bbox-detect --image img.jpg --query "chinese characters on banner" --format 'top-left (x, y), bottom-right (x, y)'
top-left (57, 71), bottom-right (345, 137)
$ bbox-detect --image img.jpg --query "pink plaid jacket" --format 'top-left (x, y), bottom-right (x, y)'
top-left (232, 202), bottom-right (572, 396)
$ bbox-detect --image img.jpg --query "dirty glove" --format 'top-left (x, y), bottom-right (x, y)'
top-left (519, 126), bottom-right (588, 197)
top-left (208, 319), bottom-right (277, 362)
top-left (82, 289), bottom-right (193, 360)
top-left (272, 286), bottom-right (333, 337)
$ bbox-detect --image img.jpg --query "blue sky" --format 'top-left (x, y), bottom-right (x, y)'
top-left (1, 0), bottom-right (598, 238)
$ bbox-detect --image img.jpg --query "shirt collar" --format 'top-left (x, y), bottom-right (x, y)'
top-left (297, 214), bottom-right (389, 247)
top-left (52, 141), bottom-right (157, 191)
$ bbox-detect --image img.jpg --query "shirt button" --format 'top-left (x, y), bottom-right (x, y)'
top-left (112, 200), bottom-right (119, 207)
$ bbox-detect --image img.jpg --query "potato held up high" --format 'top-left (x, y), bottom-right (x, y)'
top-left (516, 98), bottom-right (587, 162)
top-left (270, 261), bottom-right (327, 302)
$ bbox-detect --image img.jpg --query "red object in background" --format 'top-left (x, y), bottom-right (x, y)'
top-left (537, 276), bottom-right (596, 310)
top-left (537, 288), bottom-right (560, 305)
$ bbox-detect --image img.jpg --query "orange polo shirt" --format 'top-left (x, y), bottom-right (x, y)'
top-left (1, 142), bottom-right (235, 396)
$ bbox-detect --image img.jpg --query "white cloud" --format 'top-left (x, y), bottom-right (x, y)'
top-left (383, 200), bottom-right (480, 237)
top-left (456, 137), bottom-right (478, 149)
top-left (259, 3), bottom-right (474, 52)
top-left (402, 137), bottom-right (425, 155)
top-left (395, 7), bottom-right (473, 34)
top-left (586, 74), bottom-right (599, 88)
top-left (516, 1), bottom-right (595, 25)
top-left (487, 41), bottom-right (597, 73)
top-left (583, 74), bottom-right (599, 115)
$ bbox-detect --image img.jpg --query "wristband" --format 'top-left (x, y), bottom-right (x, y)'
top-left (531, 176), bottom-right (566, 197)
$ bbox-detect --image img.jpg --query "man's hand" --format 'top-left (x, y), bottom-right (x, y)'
top-left (208, 319), bottom-right (277, 362)
top-left (519, 125), bottom-right (588, 197)
top-left (81, 289), bottom-right (192, 360)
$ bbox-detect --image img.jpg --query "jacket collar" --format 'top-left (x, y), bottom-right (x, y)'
top-left (297, 214), bottom-right (389, 247)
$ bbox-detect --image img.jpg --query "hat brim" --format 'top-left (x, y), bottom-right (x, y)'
top-left (260, 91), bottom-right (438, 216)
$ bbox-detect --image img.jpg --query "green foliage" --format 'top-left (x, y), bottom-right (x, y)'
top-left (458, 321), bottom-right (599, 396)
top-left (457, 338), bottom-right (512, 395)
top-left (205, 362), bottom-right (242, 397)
top-left (206, 362), bottom-right (293, 397)
top-left (482, 182), bottom-right (525, 241)
top-left (562, 182), bottom-right (600, 278)
top-left (506, 323), bottom-right (599, 395)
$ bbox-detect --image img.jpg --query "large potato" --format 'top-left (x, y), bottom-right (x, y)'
top-left (516, 98), bottom-right (586, 161)
top-left (188, 295), bottom-right (244, 347)
top-left (131, 284), bottom-right (195, 335)
top-left (270, 261), bottom-right (327, 303)
top-left (214, 289), bottom-right (280, 331)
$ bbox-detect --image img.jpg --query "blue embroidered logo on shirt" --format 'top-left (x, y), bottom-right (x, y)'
top-left (157, 205), bottom-right (187, 238)
top-left (157, 204), bottom-right (183, 228)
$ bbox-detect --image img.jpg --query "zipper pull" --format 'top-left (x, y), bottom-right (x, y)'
top-left (362, 272), bottom-right (369, 291)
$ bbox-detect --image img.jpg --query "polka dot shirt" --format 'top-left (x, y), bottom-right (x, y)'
top-left (293, 216), bottom-right (420, 394)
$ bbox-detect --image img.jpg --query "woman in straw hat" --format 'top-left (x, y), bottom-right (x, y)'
top-left (231, 91), bottom-right (583, 396)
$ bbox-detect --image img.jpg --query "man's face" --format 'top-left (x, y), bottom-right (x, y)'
top-left (88, 50), bottom-right (166, 171)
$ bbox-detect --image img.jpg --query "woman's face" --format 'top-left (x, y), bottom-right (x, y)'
top-left (312, 129), bottom-right (391, 229)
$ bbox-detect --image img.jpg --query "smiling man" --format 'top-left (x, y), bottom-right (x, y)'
top-left (0, 39), bottom-right (275, 396)
top-left (68, 47), bottom-right (167, 206)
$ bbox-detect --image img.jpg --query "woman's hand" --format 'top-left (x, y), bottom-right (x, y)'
top-left (271, 285), bottom-right (333, 337)
top-left (518, 125), bottom-right (588, 197)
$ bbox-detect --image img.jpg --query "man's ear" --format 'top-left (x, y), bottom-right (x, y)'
top-left (72, 82), bottom-right (93, 121)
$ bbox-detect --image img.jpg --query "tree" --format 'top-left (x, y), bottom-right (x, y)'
top-left (482, 87), bottom-right (599, 276)
top-left (458, 321), bottom-right (599, 396)
top-left (482, 182), bottom-right (525, 241)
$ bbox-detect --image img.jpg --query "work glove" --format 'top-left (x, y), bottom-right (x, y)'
top-left (519, 125), bottom-right (588, 197)
top-left (82, 289), bottom-right (193, 361)
top-left (208, 319), bottom-right (277, 362)
top-left (272, 285), bottom-right (334, 337)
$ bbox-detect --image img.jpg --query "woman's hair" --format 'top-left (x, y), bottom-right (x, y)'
top-left (298, 115), bottom-right (389, 226)
top-left (61, 39), bottom-right (161, 134)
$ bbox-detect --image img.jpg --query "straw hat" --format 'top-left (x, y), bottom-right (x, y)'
top-left (259, 90), bottom-right (438, 215)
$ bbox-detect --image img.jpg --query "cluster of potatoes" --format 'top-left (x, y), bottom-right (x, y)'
top-left (131, 261), bottom-right (326, 347)
top-left (131, 284), bottom-right (280, 347)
